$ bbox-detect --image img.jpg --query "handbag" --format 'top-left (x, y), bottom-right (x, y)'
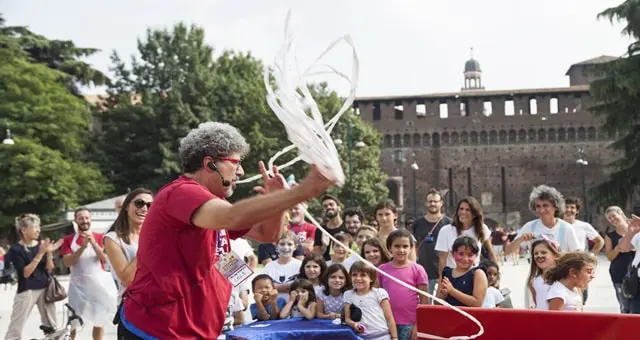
top-left (622, 263), bottom-right (639, 299)
top-left (44, 275), bottom-right (67, 303)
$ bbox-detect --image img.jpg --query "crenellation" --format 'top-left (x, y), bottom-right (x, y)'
top-left (425, 100), bottom-right (439, 118)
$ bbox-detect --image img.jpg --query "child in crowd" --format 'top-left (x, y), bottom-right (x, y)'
top-left (343, 226), bottom-right (378, 271)
top-left (527, 237), bottom-right (561, 309)
top-left (480, 261), bottom-right (504, 308)
top-left (378, 229), bottom-right (428, 340)
top-left (327, 233), bottom-right (352, 266)
top-left (250, 274), bottom-right (287, 321)
top-left (545, 252), bottom-right (597, 311)
top-left (279, 279), bottom-right (317, 320)
top-left (316, 264), bottom-right (351, 319)
top-left (344, 261), bottom-right (398, 340)
top-left (437, 236), bottom-right (488, 307)
top-left (298, 254), bottom-right (327, 295)
top-left (218, 289), bottom-right (244, 339)
top-left (360, 238), bottom-right (391, 268)
top-left (263, 231), bottom-right (302, 301)
top-left (257, 241), bottom-right (305, 266)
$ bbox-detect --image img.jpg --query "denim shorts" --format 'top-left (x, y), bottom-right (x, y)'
top-left (397, 325), bottom-right (413, 340)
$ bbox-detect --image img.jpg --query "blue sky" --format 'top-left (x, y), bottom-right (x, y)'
top-left (2, 0), bottom-right (632, 97)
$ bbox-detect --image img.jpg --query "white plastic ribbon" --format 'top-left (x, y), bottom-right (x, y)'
top-left (249, 10), bottom-right (485, 339)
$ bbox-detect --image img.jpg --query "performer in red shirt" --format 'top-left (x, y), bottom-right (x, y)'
top-left (118, 122), bottom-right (333, 339)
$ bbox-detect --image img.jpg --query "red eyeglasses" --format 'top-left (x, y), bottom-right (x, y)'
top-left (219, 157), bottom-right (241, 164)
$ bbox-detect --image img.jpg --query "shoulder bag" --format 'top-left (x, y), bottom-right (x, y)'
top-left (44, 275), bottom-right (68, 303)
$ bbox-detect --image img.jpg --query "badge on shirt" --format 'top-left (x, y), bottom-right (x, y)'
top-left (217, 251), bottom-right (253, 287)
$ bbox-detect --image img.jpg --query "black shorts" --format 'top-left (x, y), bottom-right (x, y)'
top-left (117, 322), bottom-right (144, 340)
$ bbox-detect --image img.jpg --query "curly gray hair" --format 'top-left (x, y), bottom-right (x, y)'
top-left (179, 122), bottom-right (250, 173)
top-left (528, 185), bottom-right (565, 218)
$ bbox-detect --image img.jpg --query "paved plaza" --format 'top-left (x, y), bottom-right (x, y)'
top-left (0, 255), bottom-right (620, 339)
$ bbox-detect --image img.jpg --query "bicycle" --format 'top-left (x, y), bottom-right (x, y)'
top-left (30, 303), bottom-right (84, 340)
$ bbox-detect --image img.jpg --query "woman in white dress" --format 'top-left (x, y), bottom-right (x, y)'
top-left (104, 188), bottom-right (153, 304)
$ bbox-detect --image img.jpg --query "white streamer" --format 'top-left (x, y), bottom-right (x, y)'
top-left (254, 10), bottom-right (485, 339)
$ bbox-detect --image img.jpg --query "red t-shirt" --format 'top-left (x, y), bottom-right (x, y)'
top-left (288, 222), bottom-right (317, 243)
top-left (60, 232), bottom-right (105, 256)
top-left (122, 175), bottom-right (248, 339)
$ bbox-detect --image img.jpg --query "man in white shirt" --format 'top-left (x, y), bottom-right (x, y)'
top-left (564, 197), bottom-right (604, 305)
top-left (564, 197), bottom-right (604, 254)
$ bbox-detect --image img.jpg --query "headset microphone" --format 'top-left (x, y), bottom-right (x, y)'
top-left (207, 162), bottom-right (231, 187)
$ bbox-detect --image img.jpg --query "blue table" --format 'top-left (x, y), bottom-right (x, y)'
top-left (226, 318), bottom-right (363, 340)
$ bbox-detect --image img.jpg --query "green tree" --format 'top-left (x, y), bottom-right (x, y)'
top-left (0, 35), bottom-right (111, 233)
top-left (590, 0), bottom-right (640, 206)
top-left (96, 23), bottom-right (219, 192)
top-left (95, 23), bottom-right (293, 194)
top-left (94, 22), bottom-right (388, 213)
top-left (0, 13), bottom-right (109, 94)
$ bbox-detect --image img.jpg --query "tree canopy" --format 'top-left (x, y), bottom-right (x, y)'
top-left (0, 20), bottom-right (111, 233)
top-left (0, 13), bottom-right (109, 94)
top-left (94, 22), bottom-right (389, 214)
top-left (0, 16), bottom-right (389, 235)
top-left (589, 0), bottom-right (640, 206)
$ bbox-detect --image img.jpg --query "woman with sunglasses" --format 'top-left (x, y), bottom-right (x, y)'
top-left (104, 188), bottom-right (153, 304)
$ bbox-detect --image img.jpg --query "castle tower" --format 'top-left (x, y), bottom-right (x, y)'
top-left (462, 47), bottom-right (484, 91)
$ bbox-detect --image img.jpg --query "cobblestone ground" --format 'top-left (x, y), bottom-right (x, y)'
top-left (0, 255), bottom-right (619, 339)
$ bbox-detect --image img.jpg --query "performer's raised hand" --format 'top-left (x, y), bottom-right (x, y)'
top-left (253, 161), bottom-right (286, 195)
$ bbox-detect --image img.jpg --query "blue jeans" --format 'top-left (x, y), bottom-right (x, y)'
top-left (614, 282), bottom-right (631, 314)
top-left (397, 325), bottom-right (413, 340)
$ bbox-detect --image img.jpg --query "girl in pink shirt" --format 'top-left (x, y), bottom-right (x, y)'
top-left (378, 229), bottom-right (428, 340)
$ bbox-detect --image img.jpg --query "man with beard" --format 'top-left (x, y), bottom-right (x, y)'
top-left (61, 207), bottom-right (118, 340)
top-left (411, 188), bottom-right (451, 296)
top-left (343, 207), bottom-right (364, 237)
top-left (118, 122), bottom-right (332, 339)
top-left (564, 196), bottom-right (604, 305)
top-left (313, 195), bottom-right (344, 261)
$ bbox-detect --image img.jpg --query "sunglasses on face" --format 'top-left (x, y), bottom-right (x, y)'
top-left (133, 199), bottom-right (152, 209)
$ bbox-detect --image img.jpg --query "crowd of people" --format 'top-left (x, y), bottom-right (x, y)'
top-left (2, 121), bottom-right (640, 340)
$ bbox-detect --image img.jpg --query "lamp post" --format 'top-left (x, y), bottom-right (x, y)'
top-left (410, 153), bottom-right (419, 218)
top-left (2, 119), bottom-right (14, 145)
top-left (2, 128), bottom-right (14, 145)
top-left (334, 119), bottom-right (365, 206)
top-left (576, 148), bottom-right (589, 223)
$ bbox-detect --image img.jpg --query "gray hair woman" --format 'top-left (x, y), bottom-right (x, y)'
top-left (603, 206), bottom-right (633, 313)
top-left (118, 122), bottom-right (334, 339)
top-left (506, 185), bottom-right (580, 254)
top-left (4, 214), bottom-right (58, 340)
top-left (504, 185), bottom-right (581, 308)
